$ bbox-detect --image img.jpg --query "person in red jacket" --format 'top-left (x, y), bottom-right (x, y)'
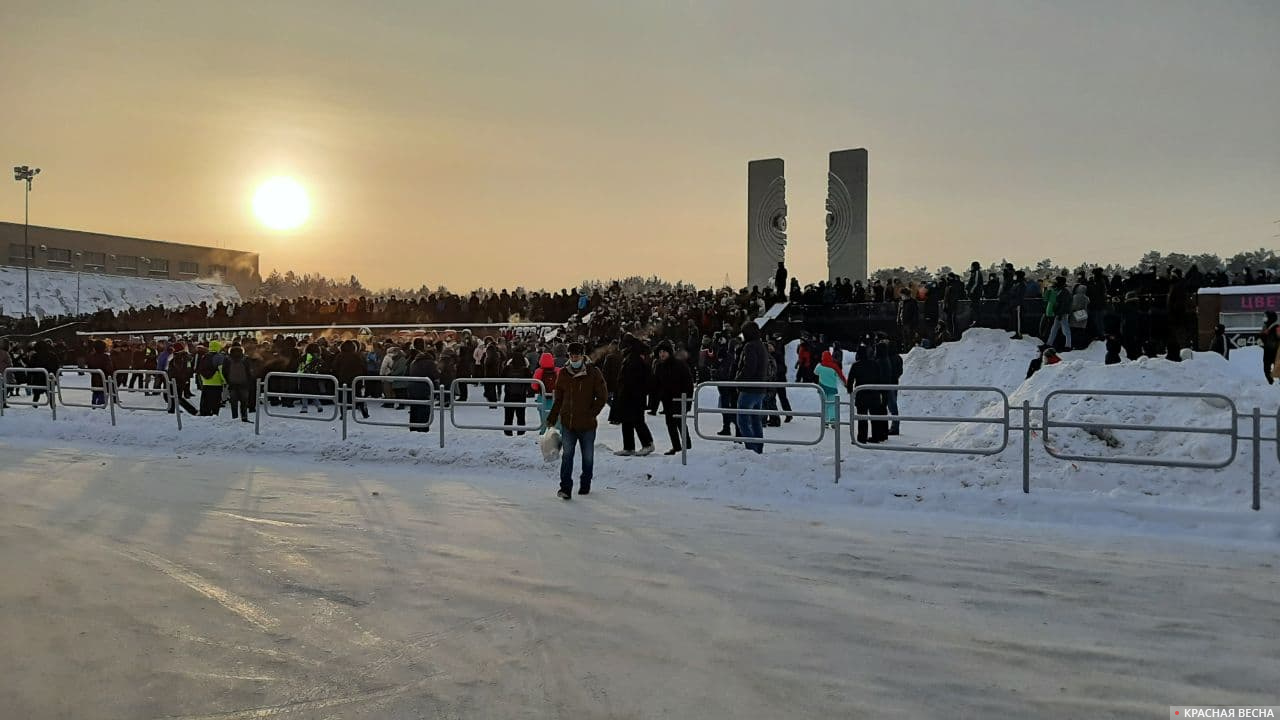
top-left (532, 352), bottom-right (559, 434)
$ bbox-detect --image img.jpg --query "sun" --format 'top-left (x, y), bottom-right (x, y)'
top-left (253, 177), bottom-right (310, 230)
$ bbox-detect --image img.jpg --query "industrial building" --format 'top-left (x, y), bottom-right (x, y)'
top-left (0, 222), bottom-right (260, 296)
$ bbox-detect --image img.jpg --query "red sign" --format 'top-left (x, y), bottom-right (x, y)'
top-left (1220, 293), bottom-right (1280, 313)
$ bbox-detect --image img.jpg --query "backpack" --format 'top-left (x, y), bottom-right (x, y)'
top-left (198, 354), bottom-right (220, 380)
top-left (538, 367), bottom-right (558, 395)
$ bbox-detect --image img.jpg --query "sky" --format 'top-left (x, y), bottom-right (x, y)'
top-left (1, 0), bottom-right (1277, 292)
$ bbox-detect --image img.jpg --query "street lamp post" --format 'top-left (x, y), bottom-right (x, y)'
top-left (13, 165), bottom-right (41, 317)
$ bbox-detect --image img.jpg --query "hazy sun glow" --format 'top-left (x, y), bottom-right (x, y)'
top-left (253, 177), bottom-right (310, 230)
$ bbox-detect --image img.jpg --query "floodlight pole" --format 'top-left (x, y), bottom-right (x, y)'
top-left (13, 165), bottom-right (41, 318)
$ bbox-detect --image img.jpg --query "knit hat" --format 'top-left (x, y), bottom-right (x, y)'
top-left (568, 342), bottom-right (585, 355)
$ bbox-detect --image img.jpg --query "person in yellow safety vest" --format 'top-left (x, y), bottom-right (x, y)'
top-left (197, 340), bottom-right (227, 416)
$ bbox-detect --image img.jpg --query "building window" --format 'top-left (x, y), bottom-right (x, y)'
top-left (208, 264), bottom-right (228, 278)
top-left (115, 255), bottom-right (138, 274)
top-left (178, 261), bottom-right (198, 276)
top-left (82, 251), bottom-right (105, 270)
top-left (8, 243), bottom-right (33, 265)
top-left (46, 247), bottom-right (72, 266)
top-left (148, 258), bottom-right (170, 276)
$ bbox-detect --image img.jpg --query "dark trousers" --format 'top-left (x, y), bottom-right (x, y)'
top-left (199, 386), bottom-right (222, 416)
top-left (168, 392), bottom-right (198, 415)
top-left (854, 395), bottom-right (888, 443)
top-left (503, 406), bottom-right (527, 435)
top-left (661, 399), bottom-right (690, 450)
top-left (409, 403), bottom-right (431, 431)
top-left (717, 387), bottom-right (737, 431)
top-left (228, 384), bottom-right (253, 420)
top-left (621, 410), bottom-right (653, 451)
top-left (484, 383), bottom-right (500, 405)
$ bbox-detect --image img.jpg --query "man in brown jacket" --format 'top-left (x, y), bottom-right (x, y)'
top-left (546, 342), bottom-right (608, 500)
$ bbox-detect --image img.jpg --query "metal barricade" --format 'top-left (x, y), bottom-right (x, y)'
top-left (342, 375), bottom-right (437, 440)
top-left (1042, 389), bottom-right (1238, 469)
top-left (56, 367), bottom-right (115, 425)
top-left (847, 385), bottom-right (1011, 455)
top-left (255, 372), bottom-right (340, 434)
top-left (690, 380), bottom-right (828, 448)
top-left (447, 378), bottom-right (546, 441)
top-left (1, 367), bottom-right (56, 420)
top-left (113, 370), bottom-right (181, 430)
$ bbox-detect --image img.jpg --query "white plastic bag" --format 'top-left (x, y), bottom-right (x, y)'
top-left (540, 427), bottom-right (562, 462)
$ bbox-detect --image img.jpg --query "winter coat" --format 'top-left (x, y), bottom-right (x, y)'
top-left (333, 349), bottom-right (366, 387)
top-left (1069, 287), bottom-right (1090, 328)
top-left (735, 323), bottom-right (769, 384)
top-left (819, 350), bottom-right (846, 386)
top-left (221, 354), bottom-right (254, 387)
top-left (85, 350), bottom-right (114, 388)
top-left (407, 355), bottom-right (439, 401)
top-left (502, 358), bottom-right (533, 402)
top-left (845, 352), bottom-right (886, 408)
top-left (482, 345), bottom-right (505, 378)
top-left (649, 355), bottom-right (693, 411)
top-left (615, 349), bottom-right (651, 415)
top-left (546, 362), bottom-right (608, 432)
top-left (532, 353), bottom-right (558, 397)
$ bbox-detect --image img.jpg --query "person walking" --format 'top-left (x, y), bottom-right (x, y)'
top-left (814, 350), bottom-right (845, 425)
top-left (734, 321), bottom-right (770, 454)
top-left (84, 339), bottom-right (114, 408)
top-left (196, 341), bottom-right (227, 416)
top-left (501, 352), bottom-right (532, 436)
top-left (1044, 276), bottom-right (1073, 351)
top-left (407, 348), bottom-right (439, 431)
top-left (546, 342), bottom-right (608, 500)
top-left (614, 335), bottom-right (655, 456)
top-left (221, 344), bottom-right (255, 422)
top-left (333, 339), bottom-right (369, 419)
top-left (650, 341), bottom-right (694, 455)
top-left (532, 352), bottom-right (559, 434)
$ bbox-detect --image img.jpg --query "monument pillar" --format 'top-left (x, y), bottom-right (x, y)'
top-left (746, 158), bottom-right (787, 292)
top-left (826, 149), bottom-right (868, 282)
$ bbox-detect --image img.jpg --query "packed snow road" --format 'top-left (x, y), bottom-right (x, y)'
top-left (0, 442), bottom-right (1275, 719)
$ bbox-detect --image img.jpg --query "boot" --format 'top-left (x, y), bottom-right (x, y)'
top-left (636, 445), bottom-right (655, 456)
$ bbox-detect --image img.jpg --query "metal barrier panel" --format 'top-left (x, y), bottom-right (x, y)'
top-left (112, 370), bottom-right (181, 429)
top-left (1, 367), bottom-right (56, 419)
top-left (847, 384), bottom-right (1010, 455)
top-left (1041, 389), bottom-right (1237, 469)
top-left (691, 381), bottom-right (827, 446)
top-left (55, 368), bottom-right (114, 423)
top-left (347, 375), bottom-right (436, 431)
top-left (448, 377), bottom-right (545, 433)
top-left (258, 372), bottom-right (340, 423)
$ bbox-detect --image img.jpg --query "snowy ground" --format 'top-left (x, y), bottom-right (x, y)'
top-left (1, 442), bottom-right (1278, 719)
top-left (0, 264), bottom-right (239, 318)
top-left (2, 330), bottom-right (1279, 716)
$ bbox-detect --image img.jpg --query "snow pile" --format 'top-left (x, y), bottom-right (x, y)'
top-left (898, 329), bottom-right (1042, 417)
top-left (0, 265), bottom-right (240, 318)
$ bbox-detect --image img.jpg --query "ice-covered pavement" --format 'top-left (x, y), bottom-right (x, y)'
top-left (1, 442), bottom-right (1277, 719)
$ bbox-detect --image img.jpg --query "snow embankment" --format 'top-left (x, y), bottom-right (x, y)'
top-left (0, 265), bottom-right (240, 318)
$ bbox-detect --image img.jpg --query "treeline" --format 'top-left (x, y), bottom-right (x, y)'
top-left (869, 248), bottom-right (1279, 285)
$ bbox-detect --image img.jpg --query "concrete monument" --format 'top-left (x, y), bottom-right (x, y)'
top-left (746, 158), bottom-right (787, 292)
top-left (826, 148), bottom-right (868, 282)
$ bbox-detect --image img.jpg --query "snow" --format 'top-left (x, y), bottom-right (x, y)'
top-left (0, 264), bottom-right (240, 318)
top-left (4, 330), bottom-right (1280, 716)
top-left (7, 326), bottom-right (1279, 546)
top-left (3, 442), bottom-right (1276, 717)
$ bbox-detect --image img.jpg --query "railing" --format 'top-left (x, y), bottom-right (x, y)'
top-left (113, 370), bottom-right (182, 430)
top-left (255, 372), bottom-right (340, 433)
top-left (341, 375), bottom-right (437, 440)
top-left (444, 378), bottom-right (546, 448)
top-left (1, 367), bottom-right (56, 419)
top-left (55, 367), bottom-right (115, 424)
top-left (3, 372), bottom-right (1274, 511)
